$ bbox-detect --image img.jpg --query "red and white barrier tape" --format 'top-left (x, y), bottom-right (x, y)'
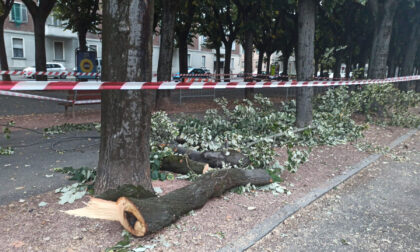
top-left (0, 70), bottom-right (101, 77)
top-left (0, 75), bottom-right (418, 91)
top-left (0, 90), bottom-right (71, 103)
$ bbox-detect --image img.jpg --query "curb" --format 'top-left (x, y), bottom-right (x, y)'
top-left (219, 127), bottom-right (419, 252)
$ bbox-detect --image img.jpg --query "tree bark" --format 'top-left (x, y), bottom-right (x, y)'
top-left (282, 54), bottom-right (289, 76)
top-left (0, 18), bottom-right (11, 81)
top-left (33, 17), bottom-right (48, 81)
top-left (333, 53), bottom-right (341, 79)
top-left (161, 155), bottom-right (209, 174)
top-left (244, 29), bottom-right (254, 99)
top-left (155, 0), bottom-right (179, 109)
top-left (257, 50), bottom-right (264, 75)
top-left (66, 168), bottom-right (273, 237)
top-left (223, 40), bottom-right (233, 82)
top-left (178, 34), bottom-right (188, 75)
top-left (77, 29), bottom-right (88, 52)
top-left (399, 22), bottom-right (420, 91)
top-left (367, 0), bottom-right (400, 79)
top-left (296, 0), bottom-right (315, 128)
top-left (266, 52), bottom-right (272, 76)
top-left (95, 0), bottom-right (155, 195)
top-left (215, 47), bottom-right (221, 82)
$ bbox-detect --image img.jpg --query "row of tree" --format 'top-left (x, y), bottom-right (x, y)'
top-left (0, 0), bottom-right (419, 194)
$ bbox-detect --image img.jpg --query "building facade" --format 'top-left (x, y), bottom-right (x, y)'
top-left (3, 0), bottom-right (102, 71)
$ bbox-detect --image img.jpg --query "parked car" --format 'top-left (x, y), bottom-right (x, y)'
top-left (23, 63), bottom-right (67, 79)
top-left (173, 68), bottom-right (210, 81)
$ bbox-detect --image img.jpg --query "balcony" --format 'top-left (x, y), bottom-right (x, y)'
top-left (45, 25), bottom-right (77, 39)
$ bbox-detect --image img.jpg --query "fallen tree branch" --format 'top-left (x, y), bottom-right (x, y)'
top-left (161, 155), bottom-right (210, 174)
top-left (65, 168), bottom-right (272, 236)
top-left (170, 145), bottom-right (250, 168)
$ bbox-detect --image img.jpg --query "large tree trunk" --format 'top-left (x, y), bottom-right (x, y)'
top-left (77, 29), bottom-right (88, 52)
top-left (368, 0), bottom-right (399, 79)
top-left (296, 0), bottom-right (315, 128)
top-left (95, 0), bottom-right (155, 195)
top-left (257, 49), bottom-right (264, 75)
top-left (178, 34), bottom-right (188, 75)
top-left (33, 17), bottom-right (48, 81)
top-left (399, 23), bottom-right (420, 91)
top-left (244, 30), bottom-right (254, 99)
top-left (223, 40), bottom-right (233, 82)
top-left (155, 0), bottom-right (179, 109)
top-left (0, 18), bottom-right (11, 81)
top-left (66, 168), bottom-right (273, 237)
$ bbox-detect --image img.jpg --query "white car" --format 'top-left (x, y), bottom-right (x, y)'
top-left (23, 62), bottom-right (67, 79)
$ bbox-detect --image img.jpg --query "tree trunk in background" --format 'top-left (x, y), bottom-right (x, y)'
top-left (368, 0), bottom-right (399, 79)
top-left (265, 52), bottom-right (272, 76)
top-left (244, 29), bottom-right (254, 99)
top-left (223, 40), bottom-right (233, 82)
top-left (77, 30), bottom-right (88, 52)
top-left (95, 0), bottom-right (155, 195)
top-left (0, 19), bottom-right (11, 81)
top-left (296, 0), bottom-right (315, 128)
top-left (22, 0), bottom-right (56, 81)
top-left (178, 34), bottom-right (188, 75)
top-left (345, 59), bottom-right (351, 79)
top-left (399, 23), bottom-right (420, 92)
top-left (33, 17), bottom-right (48, 81)
top-left (257, 50), bottom-right (264, 75)
top-left (156, 0), bottom-right (179, 109)
top-left (333, 54), bottom-right (342, 79)
top-left (282, 54), bottom-right (289, 76)
top-left (215, 47), bottom-right (221, 82)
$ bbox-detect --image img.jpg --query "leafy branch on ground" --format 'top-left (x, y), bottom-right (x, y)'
top-left (44, 122), bottom-right (100, 136)
top-left (0, 121), bottom-right (15, 155)
top-left (54, 166), bottom-right (96, 204)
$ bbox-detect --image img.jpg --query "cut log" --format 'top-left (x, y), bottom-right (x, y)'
top-left (161, 155), bottom-right (210, 174)
top-left (171, 145), bottom-right (250, 168)
top-left (65, 168), bottom-right (272, 237)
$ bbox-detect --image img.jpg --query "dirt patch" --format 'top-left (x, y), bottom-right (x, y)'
top-left (0, 125), bottom-right (411, 252)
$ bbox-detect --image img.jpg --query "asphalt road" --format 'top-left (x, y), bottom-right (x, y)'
top-left (250, 132), bottom-right (420, 252)
top-left (0, 129), bottom-right (99, 205)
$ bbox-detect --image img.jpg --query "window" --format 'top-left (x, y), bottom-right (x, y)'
top-left (54, 41), bottom-right (64, 60)
top-left (232, 42), bottom-right (236, 51)
top-left (10, 3), bottom-right (28, 23)
top-left (202, 56), bottom-right (206, 67)
top-left (89, 45), bottom-right (98, 52)
top-left (12, 38), bottom-right (24, 58)
top-left (231, 58), bottom-right (235, 69)
top-left (200, 36), bottom-right (207, 45)
top-left (47, 15), bottom-right (63, 26)
top-left (187, 54), bottom-right (191, 67)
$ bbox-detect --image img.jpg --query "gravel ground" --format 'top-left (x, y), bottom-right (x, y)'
top-left (0, 125), bottom-right (413, 252)
top-left (249, 131), bottom-right (420, 252)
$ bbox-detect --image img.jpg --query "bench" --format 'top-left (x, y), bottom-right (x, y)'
top-left (60, 90), bottom-right (101, 118)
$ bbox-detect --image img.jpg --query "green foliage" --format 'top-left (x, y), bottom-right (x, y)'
top-left (1, 121), bottom-right (15, 155)
top-left (54, 166), bottom-right (96, 204)
top-left (53, 0), bottom-right (101, 34)
top-left (312, 87), bottom-right (367, 145)
top-left (44, 122), bottom-right (100, 135)
top-left (351, 84), bottom-right (420, 127)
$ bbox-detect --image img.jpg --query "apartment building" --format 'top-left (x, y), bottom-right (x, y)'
top-left (3, 1), bottom-right (102, 71)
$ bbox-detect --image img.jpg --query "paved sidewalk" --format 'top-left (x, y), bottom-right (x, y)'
top-left (249, 132), bottom-right (420, 252)
top-left (0, 130), bottom-right (99, 205)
